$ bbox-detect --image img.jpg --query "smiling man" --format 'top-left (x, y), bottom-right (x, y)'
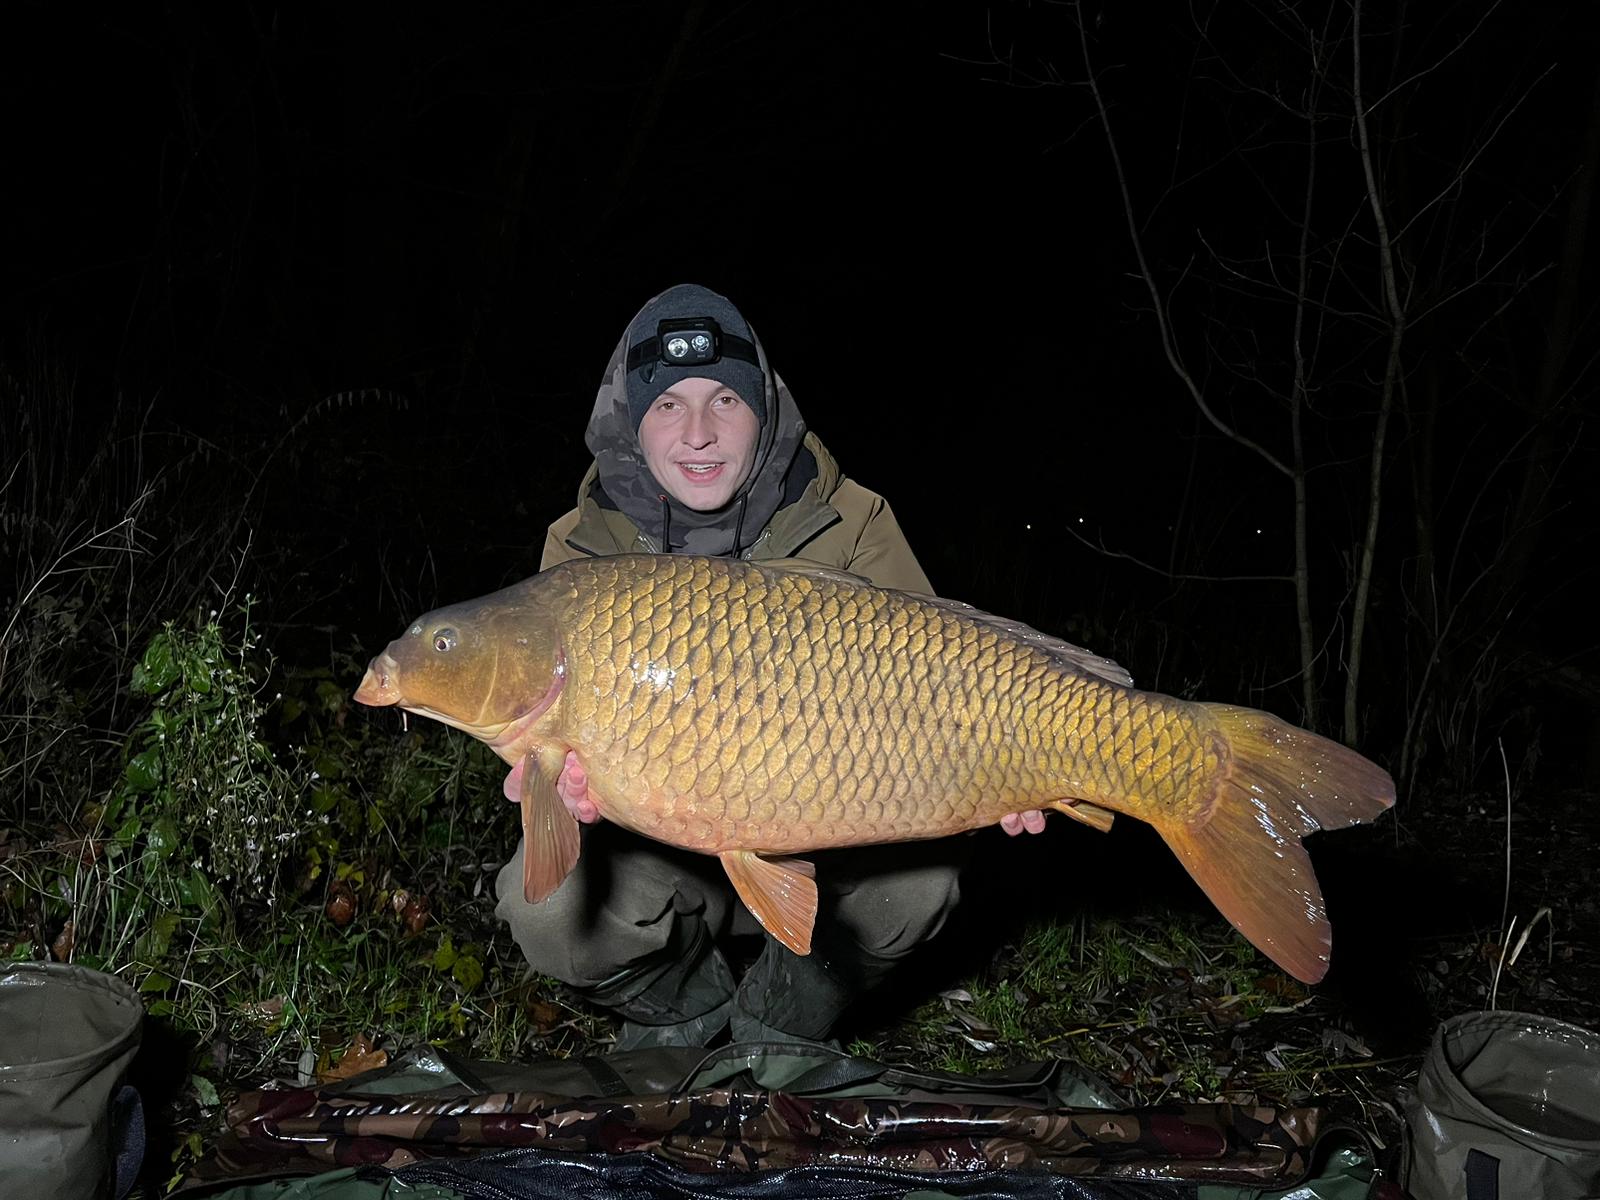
top-left (496, 283), bottom-right (1028, 1050)
top-left (638, 375), bottom-right (759, 511)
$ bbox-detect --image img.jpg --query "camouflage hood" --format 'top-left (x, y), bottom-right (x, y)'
top-left (584, 285), bottom-right (810, 558)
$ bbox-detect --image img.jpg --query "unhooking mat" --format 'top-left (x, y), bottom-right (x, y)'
top-left (178, 1042), bottom-right (1397, 1199)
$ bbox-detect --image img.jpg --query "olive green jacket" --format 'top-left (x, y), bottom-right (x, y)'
top-left (540, 432), bottom-right (933, 595)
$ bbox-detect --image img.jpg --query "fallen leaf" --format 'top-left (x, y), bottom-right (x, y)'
top-left (50, 920), bottom-right (75, 962)
top-left (318, 1032), bottom-right (388, 1084)
top-left (527, 1000), bottom-right (563, 1032)
top-left (401, 893), bottom-right (431, 936)
top-left (325, 879), bottom-right (358, 927)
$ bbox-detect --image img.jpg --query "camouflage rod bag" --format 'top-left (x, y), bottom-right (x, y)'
top-left (0, 962), bottom-right (145, 1200)
top-left (1401, 1010), bottom-right (1600, 1200)
top-left (181, 1040), bottom-right (1393, 1199)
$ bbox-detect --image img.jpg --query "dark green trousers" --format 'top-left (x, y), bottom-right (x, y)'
top-left (495, 823), bottom-right (965, 1043)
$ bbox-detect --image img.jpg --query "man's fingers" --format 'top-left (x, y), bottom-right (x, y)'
top-left (558, 751), bottom-right (601, 823)
top-left (999, 810), bottom-right (1048, 837)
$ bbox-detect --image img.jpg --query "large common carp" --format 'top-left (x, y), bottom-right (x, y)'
top-left (354, 554), bottom-right (1394, 982)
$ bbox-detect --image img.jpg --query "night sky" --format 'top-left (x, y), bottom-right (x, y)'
top-left (5, 1), bottom-right (1597, 781)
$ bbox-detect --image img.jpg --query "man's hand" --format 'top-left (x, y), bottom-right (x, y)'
top-left (998, 810), bottom-right (1048, 836)
top-left (556, 750), bottom-right (602, 823)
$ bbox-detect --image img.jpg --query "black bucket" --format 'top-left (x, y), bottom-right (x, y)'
top-left (1403, 1010), bottom-right (1600, 1200)
top-left (0, 962), bottom-right (144, 1199)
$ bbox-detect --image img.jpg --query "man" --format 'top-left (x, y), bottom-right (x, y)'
top-left (495, 284), bottom-right (1041, 1048)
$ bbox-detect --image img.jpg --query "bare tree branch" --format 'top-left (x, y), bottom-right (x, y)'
top-left (1342, 0), bottom-right (1406, 746)
top-left (1073, 0), bottom-right (1293, 479)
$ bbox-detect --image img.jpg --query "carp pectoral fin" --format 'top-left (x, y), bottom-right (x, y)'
top-left (720, 851), bottom-right (818, 956)
top-left (1052, 800), bottom-right (1116, 833)
top-left (520, 748), bottom-right (581, 904)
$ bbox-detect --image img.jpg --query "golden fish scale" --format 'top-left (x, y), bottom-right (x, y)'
top-left (549, 556), bottom-right (1222, 853)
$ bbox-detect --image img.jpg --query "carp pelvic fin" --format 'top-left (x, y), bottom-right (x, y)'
top-left (720, 851), bottom-right (818, 956)
top-left (1052, 800), bottom-right (1116, 833)
top-left (520, 748), bottom-right (581, 904)
top-left (1158, 705), bottom-right (1396, 984)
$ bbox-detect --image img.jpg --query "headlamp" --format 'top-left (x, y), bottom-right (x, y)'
top-left (627, 317), bottom-right (760, 374)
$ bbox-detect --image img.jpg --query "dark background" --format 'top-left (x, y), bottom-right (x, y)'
top-left (4, 0), bottom-right (1597, 792)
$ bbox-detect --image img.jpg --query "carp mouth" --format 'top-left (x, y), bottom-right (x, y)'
top-left (354, 654), bottom-right (401, 707)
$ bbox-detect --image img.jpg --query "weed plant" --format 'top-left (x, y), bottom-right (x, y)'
top-left (0, 362), bottom-right (569, 1110)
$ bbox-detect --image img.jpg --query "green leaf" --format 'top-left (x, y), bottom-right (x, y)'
top-left (145, 815), bottom-right (181, 858)
top-left (147, 999), bottom-right (175, 1017)
top-left (140, 971), bottom-right (174, 994)
top-left (131, 634), bottom-right (181, 696)
top-left (138, 911), bottom-right (181, 962)
top-left (451, 953), bottom-right (484, 992)
top-left (432, 935), bottom-right (457, 971)
top-left (113, 815), bottom-right (144, 846)
top-left (190, 1074), bottom-right (220, 1107)
top-left (310, 784), bottom-right (339, 815)
top-left (178, 869), bottom-right (220, 922)
top-left (312, 749), bottom-right (345, 780)
top-left (181, 644), bottom-right (215, 694)
top-left (124, 748), bottom-right (162, 794)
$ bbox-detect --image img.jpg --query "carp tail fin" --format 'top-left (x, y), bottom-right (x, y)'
top-left (1155, 705), bottom-right (1395, 984)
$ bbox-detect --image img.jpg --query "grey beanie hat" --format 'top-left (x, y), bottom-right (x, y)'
top-left (623, 284), bottom-right (767, 430)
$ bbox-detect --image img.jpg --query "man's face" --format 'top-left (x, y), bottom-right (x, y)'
top-left (638, 376), bottom-right (760, 512)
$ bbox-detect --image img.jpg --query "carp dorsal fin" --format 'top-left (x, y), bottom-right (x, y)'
top-left (757, 557), bottom-right (873, 587)
top-left (759, 558), bottom-right (1133, 687)
top-left (520, 747), bottom-right (582, 904)
top-left (720, 850), bottom-right (817, 955)
top-left (917, 595), bottom-right (1135, 688)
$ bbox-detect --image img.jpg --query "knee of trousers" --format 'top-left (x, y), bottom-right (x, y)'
top-left (828, 853), bottom-right (965, 962)
top-left (493, 834), bottom-right (728, 989)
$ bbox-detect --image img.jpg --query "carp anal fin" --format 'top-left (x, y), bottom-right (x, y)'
top-left (520, 748), bottom-right (581, 904)
top-left (720, 851), bottom-right (818, 956)
top-left (1052, 799), bottom-right (1116, 832)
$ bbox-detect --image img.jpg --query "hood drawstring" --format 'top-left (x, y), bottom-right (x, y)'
top-left (657, 491), bottom-right (749, 558)
top-left (731, 493), bottom-right (749, 559)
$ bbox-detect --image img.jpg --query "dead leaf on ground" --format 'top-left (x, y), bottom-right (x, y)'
top-left (401, 893), bottom-right (431, 936)
top-left (51, 919), bottom-right (75, 961)
top-left (318, 1032), bottom-right (388, 1083)
top-left (325, 879), bottom-right (358, 927)
top-left (527, 999), bottom-right (564, 1032)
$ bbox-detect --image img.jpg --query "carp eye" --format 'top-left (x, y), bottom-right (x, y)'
top-left (432, 628), bottom-right (457, 652)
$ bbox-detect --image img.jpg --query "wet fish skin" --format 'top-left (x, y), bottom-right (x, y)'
top-left (355, 554), bottom-right (1395, 982)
